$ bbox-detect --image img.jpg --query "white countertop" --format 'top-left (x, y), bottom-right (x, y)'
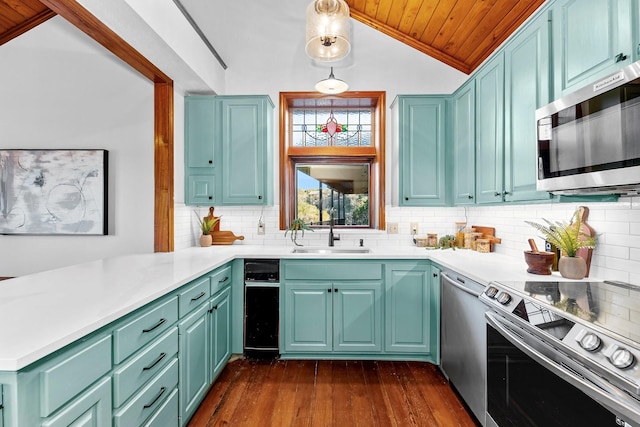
top-left (0, 244), bottom-right (573, 371)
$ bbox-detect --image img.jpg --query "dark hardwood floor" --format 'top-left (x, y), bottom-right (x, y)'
top-left (188, 358), bottom-right (479, 427)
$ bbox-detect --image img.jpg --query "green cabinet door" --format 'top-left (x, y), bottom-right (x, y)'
top-left (504, 12), bottom-right (553, 203)
top-left (283, 283), bottom-right (332, 352)
top-left (219, 96), bottom-right (274, 205)
top-left (396, 96), bottom-right (447, 206)
top-left (209, 287), bottom-right (231, 381)
top-left (185, 97), bottom-right (216, 169)
top-left (451, 81), bottom-right (476, 205)
top-left (186, 175), bottom-right (215, 205)
top-left (552, 0), bottom-right (633, 97)
top-left (384, 262), bottom-right (436, 359)
top-left (332, 282), bottom-right (382, 352)
top-left (178, 304), bottom-right (209, 424)
top-left (41, 377), bottom-right (112, 427)
top-left (475, 55), bottom-right (505, 204)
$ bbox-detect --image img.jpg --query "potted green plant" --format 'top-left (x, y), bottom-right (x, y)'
top-left (285, 218), bottom-right (313, 246)
top-left (525, 209), bottom-right (595, 279)
top-left (195, 211), bottom-right (219, 247)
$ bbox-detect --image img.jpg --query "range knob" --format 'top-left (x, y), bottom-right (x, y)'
top-left (485, 286), bottom-right (499, 299)
top-left (496, 292), bottom-right (512, 305)
top-left (610, 348), bottom-right (636, 370)
top-left (578, 332), bottom-right (602, 352)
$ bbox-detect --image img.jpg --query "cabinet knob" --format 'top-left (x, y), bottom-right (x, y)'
top-left (327, 289), bottom-right (332, 293)
top-left (258, 195), bottom-right (262, 200)
top-left (615, 53), bottom-right (628, 63)
top-left (503, 191), bottom-right (510, 196)
top-left (334, 288), bottom-right (338, 293)
top-left (208, 196), bottom-right (213, 200)
top-left (494, 192), bottom-right (501, 197)
top-left (405, 197), bottom-right (409, 201)
top-left (433, 273), bottom-right (438, 277)
top-left (468, 194), bottom-right (473, 199)
top-left (208, 160), bottom-right (213, 164)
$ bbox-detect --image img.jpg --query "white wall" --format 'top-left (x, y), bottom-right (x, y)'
top-left (0, 17), bottom-right (155, 276)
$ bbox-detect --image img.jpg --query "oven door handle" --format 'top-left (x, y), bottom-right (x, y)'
top-left (486, 311), bottom-right (640, 424)
top-left (441, 272), bottom-right (482, 297)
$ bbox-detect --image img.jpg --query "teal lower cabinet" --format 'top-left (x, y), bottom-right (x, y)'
top-left (179, 303), bottom-right (210, 424)
top-left (281, 260), bottom-right (439, 361)
top-left (283, 281), bottom-right (382, 353)
top-left (209, 287), bottom-right (231, 381)
top-left (384, 262), bottom-right (440, 363)
top-left (0, 262), bottom-right (234, 427)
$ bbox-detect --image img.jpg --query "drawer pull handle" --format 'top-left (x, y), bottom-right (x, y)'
top-left (615, 52), bottom-right (628, 63)
top-left (142, 352), bottom-right (167, 371)
top-left (219, 276), bottom-right (229, 283)
top-left (143, 387), bottom-right (167, 409)
top-left (142, 318), bottom-right (166, 333)
top-left (191, 291), bottom-right (206, 301)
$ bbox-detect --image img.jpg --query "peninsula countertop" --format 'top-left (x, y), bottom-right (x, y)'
top-left (0, 244), bottom-right (573, 371)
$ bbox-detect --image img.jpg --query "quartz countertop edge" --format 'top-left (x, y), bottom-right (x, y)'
top-left (0, 244), bottom-right (579, 371)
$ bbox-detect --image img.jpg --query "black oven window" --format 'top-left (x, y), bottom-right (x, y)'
top-left (487, 324), bottom-right (619, 427)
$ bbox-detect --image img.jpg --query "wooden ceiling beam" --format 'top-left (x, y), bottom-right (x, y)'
top-left (0, 7), bottom-right (54, 45)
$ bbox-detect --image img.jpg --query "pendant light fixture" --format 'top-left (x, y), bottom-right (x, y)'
top-left (315, 67), bottom-right (349, 94)
top-left (305, 0), bottom-right (351, 62)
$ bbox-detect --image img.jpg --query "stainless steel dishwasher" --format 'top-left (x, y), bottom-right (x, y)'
top-left (440, 270), bottom-right (486, 426)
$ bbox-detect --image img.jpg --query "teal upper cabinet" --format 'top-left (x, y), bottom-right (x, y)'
top-left (393, 96), bottom-right (447, 206)
top-left (185, 95), bottom-right (274, 206)
top-left (552, 0), bottom-right (633, 97)
top-left (503, 11), bottom-right (553, 203)
top-left (218, 96), bottom-right (274, 205)
top-left (450, 81), bottom-right (476, 205)
top-left (475, 55), bottom-right (505, 204)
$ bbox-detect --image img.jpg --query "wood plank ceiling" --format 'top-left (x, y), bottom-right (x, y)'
top-left (346, 0), bottom-right (547, 74)
top-left (2, 0), bottom-right (546, 74)
top-left (0, 0), bottom-right (54, 45)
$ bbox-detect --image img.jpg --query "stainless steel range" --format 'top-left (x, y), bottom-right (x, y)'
top-left (481, 280), bottom-right (640, 427)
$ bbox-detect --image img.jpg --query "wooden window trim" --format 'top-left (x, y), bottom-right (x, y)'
top-left (279, 91), bottom-right (386, 230)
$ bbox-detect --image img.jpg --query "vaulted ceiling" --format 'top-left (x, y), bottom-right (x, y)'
top-left (0, 0), bottom-right (546, 74)
top-left (345, 0), bottom-right (547, 74)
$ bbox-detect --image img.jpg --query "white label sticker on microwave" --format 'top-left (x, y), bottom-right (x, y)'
top-left (594, 71), bottom-right (625, 92)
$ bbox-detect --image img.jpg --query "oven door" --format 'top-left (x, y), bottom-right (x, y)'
top-left (485, 311), bottom-right (640, 427)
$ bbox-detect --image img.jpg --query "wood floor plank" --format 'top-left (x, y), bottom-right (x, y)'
top-left (310, 360), bottom-right (334, 427)
top-left (361, 360), bottom-right (397, 427)
top-left (188, 359), bottom-right (478, 427)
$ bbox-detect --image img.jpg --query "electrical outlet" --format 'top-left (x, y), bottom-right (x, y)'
top-left (257, 220), bottom-right (265, 235)
top-left (410, 222), bottom-right (419, 235)
top-left (387, 222), bottom-right (399, 234)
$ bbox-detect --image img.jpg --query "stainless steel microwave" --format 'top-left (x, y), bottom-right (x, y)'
top-left (535, 61), bottom-right (640, 195)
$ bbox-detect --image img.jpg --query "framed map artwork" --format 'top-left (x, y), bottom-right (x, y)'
top-left (0, 149), bottom-right (108, 235)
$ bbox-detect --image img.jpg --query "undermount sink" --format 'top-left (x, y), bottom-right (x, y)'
top-left (291, 247), bottom-right (371, 254)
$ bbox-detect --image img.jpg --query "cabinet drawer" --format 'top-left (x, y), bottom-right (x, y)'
top-left (142, 387), bottom-right (178, 427)
top-left (284, 261), bottom-right (382, 281)
top-left (210, 265), bottom-right (232, 295)
top-left (41, 377), bottom-right (112, 427)
top-left (40, 334), bottom-right (112, 417)
top-left (113, 327), bottom-right (178, 407)
top-left (114, 357), bottom-right (179, 427)
top-left (113, 297), bottom-right (178, 364)
top-left (178, 276), bottom-right (210, 317)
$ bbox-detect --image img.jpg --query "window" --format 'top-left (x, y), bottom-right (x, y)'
top-left (279, 92), bottom-right (386, 230)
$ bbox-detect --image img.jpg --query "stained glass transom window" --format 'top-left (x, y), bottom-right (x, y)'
top-left (291, 108), bottom-right (372, 147)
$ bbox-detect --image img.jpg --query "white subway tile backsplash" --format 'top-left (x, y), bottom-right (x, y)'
top-left (174, 199), bottom-right (640, 284)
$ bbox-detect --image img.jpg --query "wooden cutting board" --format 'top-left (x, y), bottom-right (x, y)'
top-left (211, 230), bottom-right (245, 245)
top-left (471, 225), bottom-right (502, 251)
top-left (575, 206), bottom-right (595, 277)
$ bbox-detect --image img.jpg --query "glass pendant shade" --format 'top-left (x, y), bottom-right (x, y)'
top-left (315, 67), bottom-right (348, 94)
top-left (305, 0), bottom-right (351, 62)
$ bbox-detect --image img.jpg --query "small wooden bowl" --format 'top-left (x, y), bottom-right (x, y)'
top-left (524, 250), bottom-right (555, 275)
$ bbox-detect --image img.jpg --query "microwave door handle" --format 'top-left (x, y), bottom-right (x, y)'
top-left (485, 312), bottom-right (640, 423)
top-left (441, 272), bottom-right (482, 297)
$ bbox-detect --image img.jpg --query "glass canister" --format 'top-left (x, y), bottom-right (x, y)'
top-left (455, 222), bottom-right (467, 248)
top-left (427, 233), bottom-right (438, 247)
top-left (476, 239), bottom-right (491, 253)
top-left (463, 228), bottom-right (477, 249)
top-left (470, 232), bottom-right (484, 250)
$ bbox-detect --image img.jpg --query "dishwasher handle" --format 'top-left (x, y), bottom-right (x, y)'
top-left (441, 272), bottom-right (482, 298)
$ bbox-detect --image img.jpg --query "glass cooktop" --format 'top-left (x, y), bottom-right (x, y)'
top-left (491, 280), bottom-right (640, 345)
